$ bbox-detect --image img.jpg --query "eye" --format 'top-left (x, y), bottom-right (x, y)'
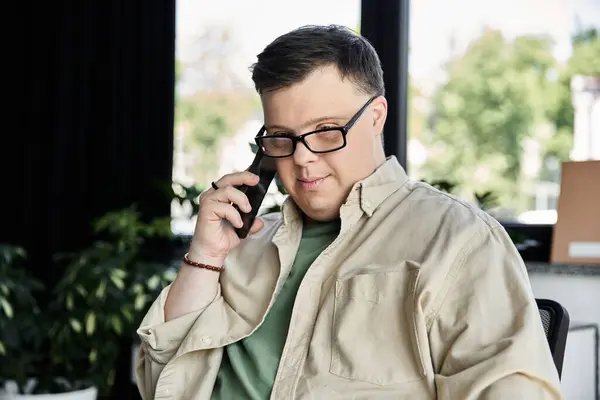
top-left (268, 131), bottom-right (293, 137)
top-left (317, 124), bottom-right (339, 130)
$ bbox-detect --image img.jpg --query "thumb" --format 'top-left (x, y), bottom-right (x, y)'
top-left (248, 217), bottom-right (265, 235)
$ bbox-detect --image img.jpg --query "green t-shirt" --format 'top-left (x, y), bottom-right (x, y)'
top-left (211, 218), bottom-right (341, 400)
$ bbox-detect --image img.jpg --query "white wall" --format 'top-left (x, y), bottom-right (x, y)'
top-left (529, 272), bottom-right (600, 399)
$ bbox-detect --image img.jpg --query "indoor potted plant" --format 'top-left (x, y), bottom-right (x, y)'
top-left (1, 206), bottom-right (176, 399)
top-left (0, 244), bottom-right (98, 400)
top-left (44, 206), bottom-right (176, 398)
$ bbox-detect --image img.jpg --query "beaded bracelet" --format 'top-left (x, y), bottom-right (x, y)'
top-left (182, 253), bottom-right (224, 273)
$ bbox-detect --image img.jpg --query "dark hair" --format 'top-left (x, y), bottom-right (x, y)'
top-left (250, 25), bottom-right (385, 97)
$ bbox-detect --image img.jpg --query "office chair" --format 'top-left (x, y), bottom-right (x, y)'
top-left (536, 298), bottom-right (570, 378)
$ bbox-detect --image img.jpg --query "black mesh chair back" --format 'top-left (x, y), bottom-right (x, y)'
top-left (536, 298), bottom-right (570, 378)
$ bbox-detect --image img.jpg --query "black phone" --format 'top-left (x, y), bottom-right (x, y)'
top-left (234, 150), bottom-right (277, 238)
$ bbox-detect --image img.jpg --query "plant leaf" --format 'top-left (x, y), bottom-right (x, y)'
top-left (66, 293), bottom-right (74, 310)
top-left (95, 280), bottom-right (107, 298)
top-left (0, 298), bottom-right (13, 318)
top-left (134, 293), bottom-right (146, 311)
top-left (147, 275), bottom-right (160, 290)
top-left (85, 312), bottom-right (96, 336)
top-left (132, 283), bottom-right (143, 293)
top-left (107, 369), bottom-right (116, 387)
top-left (75, 284), bottom-right (87, 297)
top-left (89, 348), bottom-right (97, 363)
top-left (121, 307), bottom-right (133, 323)
top-left (69, 318), bottom-right (82, 333)
top-left (0, 340), bottom-right (5, 355)
top-left (111, 315), bottom-right (123, 335)
top-left (163, 270), bottom-right (177, 282)
top-left (112, 268), bottom-right (127, 279)
top-left (110, 274), bottom-right (125, 290)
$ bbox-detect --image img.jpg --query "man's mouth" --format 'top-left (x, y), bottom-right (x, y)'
top-left (298, 176), bottom-right (327, 190)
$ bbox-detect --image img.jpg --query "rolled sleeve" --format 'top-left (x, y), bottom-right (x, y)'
top-left (135, 283), bottom-right (223, 400)
top-left (429, 225), bottom-right (562, 399)
top-left (136, 284), bottom-right (222, 364)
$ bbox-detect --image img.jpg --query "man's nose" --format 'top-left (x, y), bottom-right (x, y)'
top-left (293, 140), bottom-right (318, 165)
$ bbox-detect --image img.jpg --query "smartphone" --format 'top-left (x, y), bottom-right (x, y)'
top-left (234, 150), bottom-right (277, 238)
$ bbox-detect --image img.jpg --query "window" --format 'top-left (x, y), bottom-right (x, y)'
top-left (408, 0), bottom-right (600, 224)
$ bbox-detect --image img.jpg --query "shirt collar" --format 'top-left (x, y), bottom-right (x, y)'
top-left (357, 155), bottom-right (408, 216)
top-left (279, 155), bottom-right (409, 223)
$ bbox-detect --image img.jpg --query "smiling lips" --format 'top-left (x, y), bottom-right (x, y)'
top-left (298, 176), bottom-right (328, 190)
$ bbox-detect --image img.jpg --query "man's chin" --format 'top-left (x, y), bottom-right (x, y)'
top-left (296, 199), bottom-right (341, 222)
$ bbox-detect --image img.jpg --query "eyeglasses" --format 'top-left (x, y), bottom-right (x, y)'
top-left (255, 95), bottom-right (378, 158)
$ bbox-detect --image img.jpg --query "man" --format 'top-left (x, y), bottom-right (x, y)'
top-left (136, 25), bottom-right (562, 399)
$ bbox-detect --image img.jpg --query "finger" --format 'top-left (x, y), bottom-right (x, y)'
top-left (248, 217), bottom-right (264, 235)
top-left (207, 186), bottom-right (252, 213)
top-left (215, 171), bottom-right (259, 189)
top-left (206, 202), bottom-right (244, 228)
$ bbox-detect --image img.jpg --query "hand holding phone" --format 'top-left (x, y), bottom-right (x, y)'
top-left (234, 151), bottom-right (277, 238)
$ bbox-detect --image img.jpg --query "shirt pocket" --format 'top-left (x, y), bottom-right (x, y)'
top-left (330, 264), bottom-right (426, 386)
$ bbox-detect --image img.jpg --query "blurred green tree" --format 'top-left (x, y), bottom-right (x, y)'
top-left (420, 29), bottom-right (555, 210)
top-left (173, 26), bottom-right (261, 186)
top-left (419, 25), bottom-right (599, 214)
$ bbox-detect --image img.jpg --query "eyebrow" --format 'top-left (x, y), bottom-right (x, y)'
top-left (265, 115), bottom-right (348, 132)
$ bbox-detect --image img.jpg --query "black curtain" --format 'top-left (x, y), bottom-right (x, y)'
top-left (5, 1), bottom-right (176, 287)
top-left (4, 3), bottom-right (176, 398)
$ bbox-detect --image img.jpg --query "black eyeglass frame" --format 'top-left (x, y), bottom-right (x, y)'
top-left (254, 95), bottom-right (379, 158)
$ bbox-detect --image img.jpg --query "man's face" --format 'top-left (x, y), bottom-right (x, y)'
top-left (261, 65), bottom-right (388, 222)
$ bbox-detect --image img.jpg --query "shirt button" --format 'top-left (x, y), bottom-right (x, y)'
top-left (201, 336), bottom-right (212, 345)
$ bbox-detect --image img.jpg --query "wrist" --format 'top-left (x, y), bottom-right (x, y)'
top-left (183, 252), bottom-right (224, 273)
top-left (186, 246), bottom-right (226, 268)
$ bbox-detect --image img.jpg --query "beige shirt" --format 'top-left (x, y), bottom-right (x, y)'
top-left (136, 156), bottom-right (562, 400)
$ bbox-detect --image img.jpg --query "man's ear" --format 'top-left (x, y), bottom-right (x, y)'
top-left (372, 96), bottom-right (388, 136)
